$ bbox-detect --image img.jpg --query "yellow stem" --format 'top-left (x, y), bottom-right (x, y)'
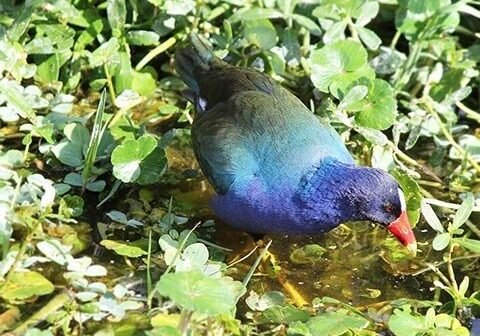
top-left (135, 37), bottom-right (177, 71)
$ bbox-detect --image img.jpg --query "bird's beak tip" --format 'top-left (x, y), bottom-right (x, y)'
top-left (406, 241), bottom-right (417, 257)
top-left (387, 211), bottom-right (417, 256)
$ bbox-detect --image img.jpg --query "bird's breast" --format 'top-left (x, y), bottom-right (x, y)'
top-left (210, 176), bottom-right (329, 234)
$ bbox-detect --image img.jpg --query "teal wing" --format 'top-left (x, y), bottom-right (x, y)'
top-left (191, 86), bottom-right (353, 195)
top-left (191, 98), bottom-right (259, 194)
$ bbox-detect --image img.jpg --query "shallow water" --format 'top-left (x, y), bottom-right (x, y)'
top-left (166, 144), bottom-right (433, 308)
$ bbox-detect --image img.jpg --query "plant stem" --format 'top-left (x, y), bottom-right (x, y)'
top-left (104, 64), bottom-right (117, 107)
top-left (456, 101), bottom-right (480, 124)
top-left (346, 17), bottom-right (360, 42)
top-left (466, 220), bottom-right (480, 239)
top-left (427, 264), bottom-right (452, 288)
top-left (178, 310), bottom-right (193, 336)
top-left (13, 292), bottom-right (71, 334)
top-left (446, 243), bottom-right (459, 295)
top-left (387, 140), bottom-right (423, 169)
top-left (423, 198), bottom-right (480, 212)
top-left (147, 229), bottom-right (153, 310)
top-left (1, 234), bottom-right (30, 291)
top-left (424, 99), bottom-right (480, 174)
top-left (412, 254), bottom-right (480, 276)
top-left (135, 37), bottom-right (177, 71)
top-left (390, 30), bottom-right (401, 49)
top-left (417, 180), bottom-right (444, 188)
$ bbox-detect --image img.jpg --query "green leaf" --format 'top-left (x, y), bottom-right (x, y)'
top-left (287, 321), bottom-right (311, 336)
top-left (260, 304), bottom-right (310, 324)
top-left (355, 127), bottom-right (388, 146)
top-left (101, 240), bottom-right (148, 257)
top-left (175, 243), bottom-right (209, 272)
top-left (357, 27), bottom-right (381, 50)
top-left (76, 15), bottom-right (104, 51)
top-left (131, 68), bottom-right (158, 96)
top-left (156, 270), bottom-right (243, 316)
top-left (0, 204), bottom-right (13, 257)
top-left (396, 0), bottom-right (460, 41)
top-left (306, 310), bottom-right (369, 335)
top-left (455, 238), bottom-right (480, 253)
top-left (25, 25), bottom-right (75, 54)
top-left (338, 85), bottom-right (368, 110)
top-left (354, 79), bottom-right (397, 130)
top-left (322, 21), bottom-right (346, 44)
top-left (136, 146), bottom-right (167, 185)
top-left (0, 271), bottom-right (54, 301)
top-left (291, 14), bottom-right (322, 36)
top-left (421, 202), bottom-right (444, 233)
top-left (0, 78), bottom-right (36, 122)
top-left (51, 123), bottom-right (90, 167)
top-left (289, 244), bottom-right (326, 265)
top-left (163, 0), bottom-right (195, 15)
top-left (229, 8), bottom-right (284, 23)
top-left (59, 195), bottom-right (84, 217)
top-left (107, 0), bottom-right (126, 37)
top-left (149, 326), bottom-right (181, 336)
top-left (452, 193), bottom-right (474, 229)
top-left (388, 307), bottom-right (428, 336)
top-left (432, 232), bottom-right (451, 251)
top-left (126, 30), bottom-right (160, 46)
top-left (243, 19), bottom-right (277, 50)
top-left (111, 134), bottom-right (167, 184)
top-left (246, 291), bottom-right (285, 311)
top-left (458, 276), bottom-right (469, 297)
top-left (82, 90), bottom-right (108, 187)
top-left (355, 1), bottom-right (379, 26)
top-left (114, 50), bottom-right (133, 93)
top-left (8, 5), bottom-right (33, 42)
top-left (310, 40), bottom-right (374, 97)
top-left (89, 37), bottom-right (119, 67)
top-left (35, 54), bottom-right (60, 84)
top-left (391, 169), bottom-right (422, 226)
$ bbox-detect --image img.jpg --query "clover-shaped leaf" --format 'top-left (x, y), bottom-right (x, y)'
top-left (156, 270), bottom-right (243, 316)
top-left (306, 309), bottom-right (369, 335)
top-left (353, 79), bottom-right (397, 130)
top-left (51, 123), bottom-right (90, 167)
top-left (310, 40), bottom-right (375, 98)
top-left (111, 134), bottom-right (167, 184)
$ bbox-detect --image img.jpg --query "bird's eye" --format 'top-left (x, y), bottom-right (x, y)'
top-left (384, 203), bottom-right (394, 213)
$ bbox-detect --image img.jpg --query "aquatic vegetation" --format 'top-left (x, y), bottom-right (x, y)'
top-left (0, 0), bottom-right (479, 335)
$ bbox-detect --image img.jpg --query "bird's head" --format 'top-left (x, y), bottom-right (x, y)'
top-left (355, 169), bottom-right (417, 255)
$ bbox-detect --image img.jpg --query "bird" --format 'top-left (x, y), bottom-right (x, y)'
top-left (175, 34), bottom-right (417, 255)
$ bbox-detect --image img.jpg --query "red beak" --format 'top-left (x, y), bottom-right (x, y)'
top-left (386, 211), bottom-right (417, 256)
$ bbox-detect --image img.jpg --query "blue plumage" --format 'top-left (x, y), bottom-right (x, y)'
top-left (175, 34), bottom-right (417, 251)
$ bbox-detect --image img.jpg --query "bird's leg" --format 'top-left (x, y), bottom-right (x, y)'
top-left (250, 235), bottom-right (309, 307)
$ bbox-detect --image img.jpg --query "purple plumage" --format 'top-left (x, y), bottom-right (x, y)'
top-left (175, 34), bottom-right (417, 253)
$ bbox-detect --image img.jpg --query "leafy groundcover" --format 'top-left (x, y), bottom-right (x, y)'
top-left (0, 0), bottom-right (479, 335)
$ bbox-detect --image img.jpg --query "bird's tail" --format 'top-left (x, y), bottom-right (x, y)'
top-left (175, 33), bottom-right (215, 94)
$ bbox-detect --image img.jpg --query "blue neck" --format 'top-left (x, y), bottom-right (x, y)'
top-left (211, 157), bottom-right (392, 234)
top-left (293, 157), bottom-right (387, 231)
